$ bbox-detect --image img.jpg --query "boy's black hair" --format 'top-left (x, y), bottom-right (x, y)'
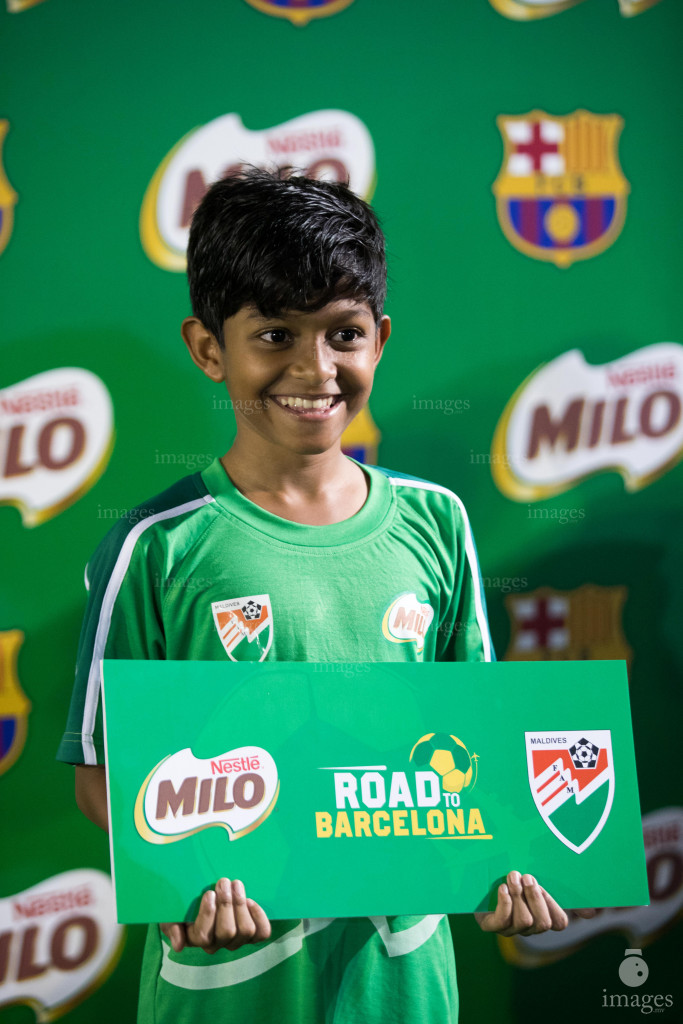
top-left (186, 166), bottom-right (387, 345)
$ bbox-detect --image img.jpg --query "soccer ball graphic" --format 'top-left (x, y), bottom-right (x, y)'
top-left (569, 737), bottom-right (600, 769)
top-left (241, 601), bottom-right (262, 620)
top-left (409, 732), bottom-right (474, 793)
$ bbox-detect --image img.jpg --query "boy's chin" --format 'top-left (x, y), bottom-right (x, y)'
top-left (287, 440), bottom-right (344, 458)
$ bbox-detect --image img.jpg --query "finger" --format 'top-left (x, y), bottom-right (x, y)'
top-left (574, 907), bottom-right (598, 919)
top-left (246, 897), bottom-right (272, 943)
top-left (507, 871), bottom-right (534, 934)
top-left (475, 883), bottom-right (513, 933)
top-left (519, 874), bottom-right (552, 933)
top-left (214, 878), bottom-right (237, 947)
top-left (537, 885), bottom-right (569, 931)
top-left (186, 889), bottom-right (217, 948)
top-left (160, 922), bottom-right (187, 953)
top-left (227, 880), bottom-right (256, 949)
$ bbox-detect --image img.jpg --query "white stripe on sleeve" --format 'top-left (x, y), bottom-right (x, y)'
top-left (80, 495), bottom-right (215, 764)
top-left (387, 477), bottom-right (492, 662)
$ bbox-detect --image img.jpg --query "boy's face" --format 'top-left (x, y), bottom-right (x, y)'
top-left (183, 299), bottom-right (390, 459)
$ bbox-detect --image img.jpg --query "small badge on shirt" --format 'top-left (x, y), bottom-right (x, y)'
top-left (212, 595), bottom-right (273, 662)
top-left (382, 593), bottom-right (434, 654)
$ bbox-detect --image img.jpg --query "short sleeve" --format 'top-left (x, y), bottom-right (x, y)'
top-left (56, 523), bottom-right (165, 765)
top-left (436, 499), bottom-right (494, 663)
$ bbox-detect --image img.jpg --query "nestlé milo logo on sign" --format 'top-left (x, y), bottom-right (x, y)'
top-left (135, 746), bottom-right (280, 844)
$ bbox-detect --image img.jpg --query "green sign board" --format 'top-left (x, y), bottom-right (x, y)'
top-left (102, 660), bottom-right (648, 924)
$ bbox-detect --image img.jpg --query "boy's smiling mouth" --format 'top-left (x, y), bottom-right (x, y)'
top-left (270, 394), bottom-right (344, 417)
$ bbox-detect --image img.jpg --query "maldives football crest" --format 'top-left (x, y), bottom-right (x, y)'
top-left (493, 111), bottom-right (629, 267)
top-left (212, 595), bottom-right (273, 662)
top-left (243, 0), bottom-right (355, 24)
top-left (527, 731), bottom-right (614, 853)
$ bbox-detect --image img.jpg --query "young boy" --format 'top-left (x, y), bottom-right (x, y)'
top-left (58, 168), bottom-right (591, 1023)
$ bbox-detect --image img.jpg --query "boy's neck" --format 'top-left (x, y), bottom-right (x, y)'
top-left (220, 440), bottom-right (369, 526)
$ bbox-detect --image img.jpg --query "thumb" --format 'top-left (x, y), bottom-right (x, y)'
top-left (161, 922), bottom-right (186, 953)
top-left (477, 884), bottom-right (512, 932)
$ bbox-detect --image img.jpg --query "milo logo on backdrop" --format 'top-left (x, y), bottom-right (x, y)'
top-left (0, 869), bottom-right (124, 1019)
top-left (500, 807), bottom-right (683, 966)
top-left (315, 731), bottom-right (490, 840)
top-left (489, 0), bottom-right (662, 19)
top-left (492, 343), bottom-right (683, 500)
top-left (135, 746), bottom-right (280, 844)
top-left (0, 368), bottom-right (114, 526)
top-left (140, 109), bottom-right (376, 271)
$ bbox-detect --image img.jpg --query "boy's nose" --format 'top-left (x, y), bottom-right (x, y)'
top-left (290, 338), bottom-right (336, 385)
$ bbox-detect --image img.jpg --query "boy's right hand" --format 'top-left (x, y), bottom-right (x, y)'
top-left (161, 878), bottom-right (271, 954)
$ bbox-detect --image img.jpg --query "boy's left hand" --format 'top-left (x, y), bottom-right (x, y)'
top-left (161, 878), bottom-right (271, 954)
top-left (474, 871), bottom-right (597, 936)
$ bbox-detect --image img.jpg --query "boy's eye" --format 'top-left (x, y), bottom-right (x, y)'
top-left (260, 329), bottom-right (290, 344)
top-left (332, 328), bottom-right (362, 343)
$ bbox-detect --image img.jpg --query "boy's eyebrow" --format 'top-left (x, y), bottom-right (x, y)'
top-left (244, 304), bottom-right (373, 323)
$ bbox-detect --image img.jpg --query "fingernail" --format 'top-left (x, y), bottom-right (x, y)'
top-left (500, 884), bottom-right (509, 896)
top-left (522, 874), bottom-right (535, 887)
top-left (205, 889), bottom-right (216, 908)
top-left (233, 879), bottom-right (245, 897)
top-left (216, 879), bottom-right (229, 900)
top-left (510, 871), bottom-right (521, 886)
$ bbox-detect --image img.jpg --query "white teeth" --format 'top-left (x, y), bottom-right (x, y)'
top-left (279, 396), bottom-right (336, 410)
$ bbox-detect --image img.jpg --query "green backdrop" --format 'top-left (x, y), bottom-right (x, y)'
top-left (1, 0), bottom-right (681, 1020)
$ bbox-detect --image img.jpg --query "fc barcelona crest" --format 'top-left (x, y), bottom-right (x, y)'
top-left (0, 122), bottom-right (17, 259)
top-left (504, 585), bottom-right (632, 665)
top-left (243, 0), bottom-right (355, 26)
top-left (492, 111), bottom-right (629, 267)
top-left (526, 731), bottom-right (614, 853)
top-left (0, 630), bottom-right (30, 775)
top-left (212, 595), bottom-right (273, 662)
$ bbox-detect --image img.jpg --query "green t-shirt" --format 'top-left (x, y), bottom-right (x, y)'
top-left (58, 457), bottom-right (493, 1024)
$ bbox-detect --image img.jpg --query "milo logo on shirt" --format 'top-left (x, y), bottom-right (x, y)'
top-left (382, 593), bottom-right (434, 654)
top-left (134, 746), bottom-right (280, 844)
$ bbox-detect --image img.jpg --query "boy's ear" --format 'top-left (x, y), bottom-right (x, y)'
top-left (374, 315), bottom-right (391, 365)
top-left (181, 317), bottom-right (226, 382)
